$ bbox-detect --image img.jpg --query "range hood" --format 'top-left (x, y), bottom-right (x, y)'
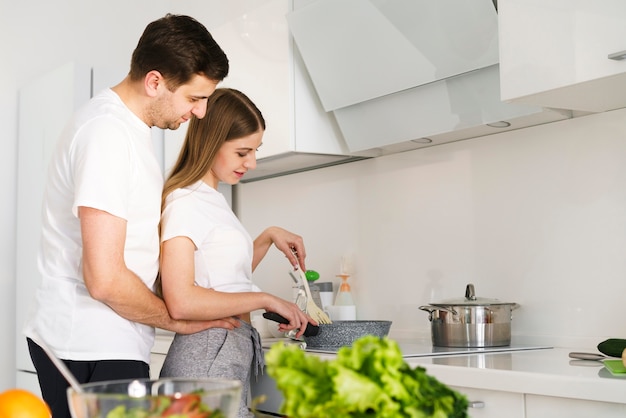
top-left (239, 151), bottom-right (369, 183)
top-left (286, 0), bottom-right (572, 155)
top-left (239, 39), bottom-right (378, 184)
top-left (331, 64), bottom-right (572, 155)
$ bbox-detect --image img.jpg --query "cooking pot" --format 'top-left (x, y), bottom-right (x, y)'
top-left (262, 312), bottom-right (391, 349)
top-left (419, 283), bottom-right (519, 348)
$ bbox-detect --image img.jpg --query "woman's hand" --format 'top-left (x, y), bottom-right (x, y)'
top-left (253, 226), bottom-right (306, 271)
top-left (266, 295), bottom-right (317, 339)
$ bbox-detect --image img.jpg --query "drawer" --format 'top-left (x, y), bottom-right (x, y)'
top-left (450, 386), bottom-right (524, 418)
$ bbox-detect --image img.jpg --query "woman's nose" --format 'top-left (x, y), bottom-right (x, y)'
top-left (244, 155), bottom-right (257, 170)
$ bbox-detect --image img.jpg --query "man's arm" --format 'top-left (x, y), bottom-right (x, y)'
top-left (79, 206), bottom-right (238, 333)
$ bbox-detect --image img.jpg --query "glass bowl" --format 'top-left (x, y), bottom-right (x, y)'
top-left (67, 378), bottom-right (242, 418)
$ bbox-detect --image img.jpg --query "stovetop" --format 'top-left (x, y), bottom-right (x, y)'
top-left (274, 341), bottom-right (551, 358)
top-left (312, 341), bottom-right (552, 358)
top-left (261, 337), bottom-right (552, 358)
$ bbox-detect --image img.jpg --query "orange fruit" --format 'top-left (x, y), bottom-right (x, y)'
top-left (0, 389), bottom-right (51, 418)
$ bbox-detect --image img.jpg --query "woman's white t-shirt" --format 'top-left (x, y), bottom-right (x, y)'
top-left (23, 89), bottom-right (162, 363)
top-left (161, 181), bottom-right (259, 293)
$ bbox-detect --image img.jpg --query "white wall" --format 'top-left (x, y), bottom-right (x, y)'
top-left (238, 108), bottom-right (626, 350)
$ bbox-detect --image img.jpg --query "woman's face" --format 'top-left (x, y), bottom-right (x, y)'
top-left (206, 131), bottom-right (263, 187)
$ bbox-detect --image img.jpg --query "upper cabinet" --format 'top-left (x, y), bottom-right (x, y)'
top-left (285, 0), bottom-right (571, 155)
top-left (499, 0), bottom-right (626, 112)
top-left (287, 0), bottom-right (500, 112)
top-left (167, 0), bottom-right (372, 183)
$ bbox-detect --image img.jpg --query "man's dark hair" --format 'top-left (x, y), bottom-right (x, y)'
top-left (129, 14), bottom-right (229, 90)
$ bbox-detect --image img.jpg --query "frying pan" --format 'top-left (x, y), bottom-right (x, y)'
top-left (263, 312), bottom-right (392, 349)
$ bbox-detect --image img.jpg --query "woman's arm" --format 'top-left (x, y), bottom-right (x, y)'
top-left (252, 226), bottom-right (306, 272)
top-left (80, 207), bottom-right (240, 334)
top-left (160, 235), bottom-right (314, 333)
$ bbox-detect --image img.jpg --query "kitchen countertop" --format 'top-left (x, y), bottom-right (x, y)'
top-left (261, 339), bottom-right (626, 405)
top-left (406, 348), bottom-right (626, 405)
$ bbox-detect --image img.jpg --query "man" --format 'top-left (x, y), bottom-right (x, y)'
top-left (23, 14), bottom-right (238, 418)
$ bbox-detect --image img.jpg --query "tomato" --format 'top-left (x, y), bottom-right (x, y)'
top-left (161, 394), bottom-right (202, 415)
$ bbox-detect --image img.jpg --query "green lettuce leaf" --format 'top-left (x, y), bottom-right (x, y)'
top-left (265, 336), bottom-right (468, 418)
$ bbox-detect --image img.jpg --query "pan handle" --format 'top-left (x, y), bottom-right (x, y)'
top-left (418, 305), bottom-right (457, 321)
top-left (262, 312), bottom-right (320, 337)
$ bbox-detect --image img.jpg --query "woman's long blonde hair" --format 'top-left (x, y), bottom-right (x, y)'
top-left (161, 88), bottom-right (265, 211)
top-left (155, 88), bottom-right (265, 298)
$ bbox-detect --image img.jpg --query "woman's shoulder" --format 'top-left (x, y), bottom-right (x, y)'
top-left (165, 182), bottom-right (228, 212)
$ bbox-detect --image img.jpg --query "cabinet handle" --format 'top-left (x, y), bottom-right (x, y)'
top-left (608, 50), bottom-right (626, 60)
top-left (468, 401), bottom-right (485, 409)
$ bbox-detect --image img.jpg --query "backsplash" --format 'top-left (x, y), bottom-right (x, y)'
top-left (237, 107), bottom-right (626, 350)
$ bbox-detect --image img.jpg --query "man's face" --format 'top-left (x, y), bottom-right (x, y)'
top-left (149, 74), bottom-right (219, 130)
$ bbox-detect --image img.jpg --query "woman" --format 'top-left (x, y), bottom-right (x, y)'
top-left (158, 88), bottom-right (314, 417)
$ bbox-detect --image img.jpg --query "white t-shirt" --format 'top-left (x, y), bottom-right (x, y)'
top-left (161, 181), bottom-right (259, 293)
top-left (24, 89), bottom-right (162, 363)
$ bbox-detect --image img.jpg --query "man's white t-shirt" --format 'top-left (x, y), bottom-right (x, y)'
top-left (161, 181), bottom-right (260, 293)
top-left (24, 89), bottom-right (162, 363)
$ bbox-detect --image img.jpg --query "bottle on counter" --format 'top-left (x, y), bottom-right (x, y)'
top-left (334, 274), bottom-right (354, 306)
top-left (328, 274), bottom-right (356, 320)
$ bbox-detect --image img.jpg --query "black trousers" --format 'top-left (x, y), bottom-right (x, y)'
top-left (27, 338), bottom-right (150, 418)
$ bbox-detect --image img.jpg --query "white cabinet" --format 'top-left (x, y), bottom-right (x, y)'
top-left (15, 62), bottom-right (91, 384)
top-left (287, 0), bottom-right (499, 111)
top-left (150, 334), bottom-right (174, 379)
top-left (16, 372), bottom-right (42, 398)
top-left (450, 386), bottom-right (524, 418)
top-left (178, 0), bottom-right (368, 183)
top-left (525, 394), bottom-right (626, 418)
top-left (285, 0), bottom-right (571, 157)
top-left (208, 0), bottom-right (291, 160)
top-left (449, 385), bottom-right (626, 418)
top-left (499, 0), bottom-right (626, 112)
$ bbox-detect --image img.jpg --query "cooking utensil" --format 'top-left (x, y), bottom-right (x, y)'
top-left (419, 283), bottom-right (519, 348)
top-left (291, 251), bottom-right (331, 324)
top-left (569, 352), bottom-right (609, 361)
top-left (288, 271), bottom-right (308, 311)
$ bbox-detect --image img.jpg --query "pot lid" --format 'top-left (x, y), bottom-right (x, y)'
top-left (431, 283), bottom-right (516, 306)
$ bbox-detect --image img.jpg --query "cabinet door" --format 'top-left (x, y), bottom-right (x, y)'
top-left (499, 0), bottom-right (626, 112)
top-left (526, 394), bottom-right (626, 418)
top-left (15, 62), bottom-right (88, 376)
top-left (287, 0), bottom-right (499, 111)
top-left (209, 0), bottom-right (291, 160)
top-left (450, 386), bottom-right (524, 418)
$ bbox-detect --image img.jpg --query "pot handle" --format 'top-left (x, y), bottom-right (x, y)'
top-left (418, 305), bottom-right (458, 321)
